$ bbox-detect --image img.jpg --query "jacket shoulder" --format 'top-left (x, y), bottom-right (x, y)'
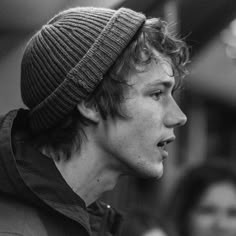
top-left (0, 195), bottom-right (51, 236)
top-left (0, 195), bottom-right (88, 236)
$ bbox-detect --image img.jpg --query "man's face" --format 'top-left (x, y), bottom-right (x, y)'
top-left (98, 55), bottom-right (187, 178)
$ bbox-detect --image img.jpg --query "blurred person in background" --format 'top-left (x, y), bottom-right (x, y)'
top-left (0, 5), bottom-right (189, 236)
top-left (166, 160), bottom-right (236, 236)
top-left (119, 208), bottom-right (170, 236)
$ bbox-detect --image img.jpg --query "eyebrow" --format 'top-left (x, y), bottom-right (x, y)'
top-left (144, 79), bottom-right (175, 91)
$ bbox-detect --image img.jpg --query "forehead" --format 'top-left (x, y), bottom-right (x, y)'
top-left (128, 54), bottom-right (175, 89)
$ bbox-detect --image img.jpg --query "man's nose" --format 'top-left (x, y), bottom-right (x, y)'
top-left (164, 100), bottom-right (187, 128)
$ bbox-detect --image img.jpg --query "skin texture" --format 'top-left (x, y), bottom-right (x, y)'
top-left (96, 56), bottom-right (187, 179)
top-left (189, 182), bottom-right (236, 236)
top-left (56, 53), bottom-right (187, 206)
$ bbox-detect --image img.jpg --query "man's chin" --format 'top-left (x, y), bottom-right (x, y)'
top-left (135, 167), bottom-right (164, 180)
top-left (147, 164), bottom-right (164, 179)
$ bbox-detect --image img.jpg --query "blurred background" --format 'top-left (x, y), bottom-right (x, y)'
top-left (1, 0), bottom-right (236, 213)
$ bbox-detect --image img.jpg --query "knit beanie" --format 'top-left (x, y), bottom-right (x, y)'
top-left (20, 7), bottom-right (146, 133)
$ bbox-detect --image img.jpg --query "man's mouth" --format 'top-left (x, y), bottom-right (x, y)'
top-left (157, 136), bottom-right (175, 148)
top-left (157, 136), bottom-right (175, 158)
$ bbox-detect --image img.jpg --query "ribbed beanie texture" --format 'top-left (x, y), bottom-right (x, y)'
top-left (21, 7), bottom-right (146, 133)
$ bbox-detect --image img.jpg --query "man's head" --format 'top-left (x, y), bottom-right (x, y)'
top-left (21, 7), bottom-right (146, 132)
top-left (21, 7), bottom-right (189, 173)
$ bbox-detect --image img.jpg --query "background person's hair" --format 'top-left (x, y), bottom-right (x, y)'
top-left (166, 160), bottom-right (236, 236)
top-left (32, 17), bottom-right (189, 161)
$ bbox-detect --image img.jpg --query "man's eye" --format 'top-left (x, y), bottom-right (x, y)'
top-left (151, 90), bottom-right (162, 100)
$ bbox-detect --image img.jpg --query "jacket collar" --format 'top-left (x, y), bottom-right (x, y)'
top-left (0, 109), bottom-right (91, 235)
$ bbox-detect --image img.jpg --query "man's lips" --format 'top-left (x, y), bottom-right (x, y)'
top-left (157, 136), bottom-right (176, 148)
top-left (157, 136), bottom-right (176, 159)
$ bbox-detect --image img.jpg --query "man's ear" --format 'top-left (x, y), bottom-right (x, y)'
top-left (76, 101), bottom-right (100, 123)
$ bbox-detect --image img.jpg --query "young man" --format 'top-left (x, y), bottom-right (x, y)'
top-left (0, 6), bottom-right (188, 236)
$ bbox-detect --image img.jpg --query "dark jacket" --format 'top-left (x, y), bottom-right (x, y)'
top-left (0, 109), bottom-right (122, 236)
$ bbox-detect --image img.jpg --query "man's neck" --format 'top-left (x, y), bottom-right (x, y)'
top-left (54, 142), bottom-right (122, 206)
